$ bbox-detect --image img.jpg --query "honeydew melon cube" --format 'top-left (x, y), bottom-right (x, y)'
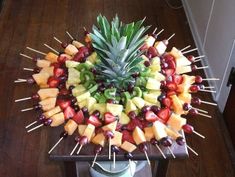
top-left (65, 60), bottom-right (80, 68)
top-left (106, 103), bottom-right (123, 116)
top-left (125, 100), bottom-right (137, 114)
top-left (68, 68), bottom-right (81, 84)
top-left (132, 97), bottom-right (145, 109)
top-left (86, 97), bottom-right (97, 111)
top-left (76, 91), bottom-right (90, 103)
top-left (146, 78), bottom-right (161, 90)
top-left (72, 85), bottom-right (87, 96)
top-left (119, 112), bottom-right (130, 125)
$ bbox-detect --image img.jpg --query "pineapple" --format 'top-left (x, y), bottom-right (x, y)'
top-left (119, 112), bottom-right (130, 124)
top-left (146, 78), bottom-right (161, 90)
top-left (90, 15), bottom-right (150, 89)
top-left (125, 100), bottom-right (137, 114)
top-left (106, 103), bottom-right (123, 116)
top-left (132, 97), bottom-right (145, 109)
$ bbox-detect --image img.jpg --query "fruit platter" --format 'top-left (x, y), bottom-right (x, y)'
top-left (15, 15), bottom-right (218, 167)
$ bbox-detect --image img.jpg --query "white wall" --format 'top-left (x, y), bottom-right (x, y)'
top-left (182, 0), bottom-right (235, 111)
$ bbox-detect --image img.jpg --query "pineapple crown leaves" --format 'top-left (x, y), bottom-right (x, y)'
top-left (90, 14), bottom-right (150, 88)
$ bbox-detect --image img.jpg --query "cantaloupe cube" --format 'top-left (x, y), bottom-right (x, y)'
top-left (36, 59), bottom-right (51, 68)
top-left (125, 100), bottom-right (137, 114)
top-left (152, 121), bottom-right (167, 140)
top-left (50, 112), bottom-right (65, 127)
top-left (119, 112), bottom-right (130, 125)
top-left (144, 127), bottom-right (154, 141)
top-left (64, 44), bottom-right (78, 56)
top-left (78, 124), bottom-right (87, 135)
top-left (40, 66), bottom-right (54, 76)
top-left (165, 127), bottom-right (181, 140)
top-left (83, 124), bottom-right (95, 141)
top-left (102, 121), bottom-right (117, 132)
top-left (92, 133), bottom-right (106, 147)
top-left (39, 97), bottom-right (56, 111)
top-left (132, 97), bottom-right (145, 109)
top-left (133, 127), bottom-right (146, 145)
top-left (167, 113), bottom-right (186, 132)
top-left (32, 73), bottom-right (50, 86)
top-left (43, 106), bottom-right (61, 118)
top-left (106, 103), bottom-right (123, 116)
top-left (121, 141), bottom-right (137, 153)
top-left (72, 41), bottom-right (84, 49)
top-left (110, 131), bottom-right (123, 147)
top-left (45, 52), bottom-right (58, 63)
top-left (171, 95), bottom-right (184, 115)
top-left (64, 119), bottom-right (78, 135)
top-left (178, 92), bottom-right (192, 104)
top-left (37, 88), bottom-right (59, 100)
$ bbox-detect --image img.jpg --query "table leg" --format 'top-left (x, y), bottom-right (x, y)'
top-left (64, 161), bottom-right (77, 177)
top-left (154, 160), bottom-right (169, 177)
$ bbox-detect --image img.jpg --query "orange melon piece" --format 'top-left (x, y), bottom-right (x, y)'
top-left (178, 92), bottom-right (192, 104)
top-left (43, 106), bottom-right (61, 118)
top-left (102, 121), bottom-right (117, 132)
top-left (165, 127), bottom-right (181, 140)
top-left (37, 88), bottom-right (59, 100)
top-left (78, 124), bottom-right (87, 135)
top-left (110, 131), bottom-right (123, 147)
top-left (32, 73), bottom-right (50, 86)
top-left (39, 97), bottom-right (56, 111)
top-left (133, 127), bottom-right (146, 145)
top-left (121, 141), bottom-right (137, 153)
top-left (92, 133), bottom-right (106, 147)
top-left (167, 113), bottom-right (186, 132)
top-left (64, 119), bottom-right (78, 135)
top-left (40, 66), bottom-right (54, 76)
top-left (170, 95), bottom-right (184, 115)
top-left (64, 44), bottom-right (78, 56)
top-left (45, 52), bottom-right (58, 63)
top-left (50, 112), bottom-right (65, 127)
top-left (36, 59), bottom-right (51, 68)
top-left (144, 127), bottom-right (154, 141)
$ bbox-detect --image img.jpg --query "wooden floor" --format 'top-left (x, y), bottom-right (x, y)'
top-left (0, 0), bottom-right (234, 177)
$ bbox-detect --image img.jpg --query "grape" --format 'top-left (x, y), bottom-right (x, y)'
top-left (128, 111), bottom-right (137, 119)
top-left (124, 152), bottom-right (133, 160)
top-left (188, 108), bottom-right (198, 116)
top-left (138, 142), bottom-right (147, 152)
top-left (27, 77), bottom-right (35, 84)
top-left (104, 130), bottom-right (114, 139)
top-left (160, 137), bottom-right (172, 147)
top-left (182, 124), bottom-right (193, 134)
top-left (33, 104), bottom-right (42, 111)
top-left (94, 145), bottom-right (103, 154)
top-left (79, 136), bottom-right (88, 145)
top-left (111, 145), bottom-right (120, 153)
top-left (92, 110), bottom-right (101, 118)
top-left (141, 106), bottom-right (151, 114)
top-left (150, 138), bottom-right (160, 146)
top-left (32, 93), bottom-right (39, 100)
top-left (44, 119), bottom-right (52, 126)
top-left (176, 136), bottom-right (185, 146)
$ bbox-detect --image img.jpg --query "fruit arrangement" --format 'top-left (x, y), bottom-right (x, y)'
top-left (15, 15), bottom-right (218, 168)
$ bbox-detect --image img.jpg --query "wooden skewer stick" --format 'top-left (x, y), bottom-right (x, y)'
top-left (144, 150), bottom-right (151, 166)
top-left (198, 112), bottom-right (212, 118)
top-left (48, 137), bottom-right (64, 154)
top-left (199, 89), bottom-right (216, 93)
top-left (91, 153), bottom-right (98, 167)
top-left (167, 33), bottom-right (175, 41)
top-left (196, 66), bottom-right (209, 70)
top-left (167, 147), bottom-right (176, 158)
top-left (203, 86), bottom-right (215, 89)
top-left (76, 144), bottom-right (83, 155)
top-left (113, 151), bottom-right (116, 169)
top-left (192, 107), bottom-right (208, 114)
top-left (26, 47), bottom-right (46, 56)
top-left (180, 45), bottom-right (191, 52)
top-left (200, 100), bottom-right (217, 106)
top-left (152, 27), bottom-right (157, 34)
top-left (21, 107), bottom-right (34, 112)
top-left (154, 144), bottom-right (166, 159)
top-left (27, 123), bottom-right (43, 133)
top-left (156, 29), bottom-right (164, 36)
top-left (129, 159), bottom-right (134, 176)
top-left (44, 44), bottom-right (59, 55)
top-left (194, 59), bottom-right (202, 63)
top-left (66, 31), bottom-right (74, 40)
top-left (25, 121), bottom-right (37, 129)
top-left (14, 79), bottom-right (27, 83)
top-left (70, 142), bottom-right (79, 156)
top-left (108, 138), bottom-right (111, 160)
top-left (17, 78), bottom-right (27, 81)
top-left (182, 48), bottom-right (198, 55)
top-left (23, 68), bottom-right (34, 71)
top-left (194, 55), bottom-right (205, 59)
top-left (20, 53), bottom-right (33, 60)
top-left (187, 145), bottom-right (198, 156)
top-left (193, 130), bottom-right (205, 139)
top-left (202, 78), bottom-right (220, 81)
top-left (15, 97), bottom-right (31, 102)
top-left (53, 36), bottom-right (62, 44)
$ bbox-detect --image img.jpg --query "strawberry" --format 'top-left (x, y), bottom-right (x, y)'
top-left (87, 115), bottom-right (102, 127)
top-left (50, 62), bottom-right (61, 68)
top-left (122, 130), bottom-right (135, 144)
top-left (72, 110), bottom-right (84, 124)
top-left (64, 106), bottom-right (76, 119)
top-left (166, 81), bottom-right (177, 91)
top-left (157, 108), bottom-right (171, 124)
top-left (162, 97), bottom-right (172, 108)
top-left (57, 99), bottom-right (71, 110)
top-left (73, 51), bottom-right (85, 62)
top-left (104, 112), bottom-right (117, 124)
top-left (59, 88), bottom-right (70, 96)
top-left (164, 68), bottom-right (175, 77)
top-left (167, 91), bottom-right (176, 97)
top-left (115, 122), bottom-right (123, 131)
top-left (47, 76), bottom-right (59, 88)
top-left (172, 74), bottom-right (183, 85)
top-left (127, 119), bottom-right (143, 131)
top-left (145, 111), bottom-right (158, 122)
top-left (57, 54), bottom-right (69, 64)
top-left (148, 46), bottom-right (159, 57)
top-left (54, 67), bottom-right (65, 78)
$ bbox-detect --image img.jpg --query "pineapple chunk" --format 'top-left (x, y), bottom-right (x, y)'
top-left (68, 68), bottom-right (81, 84)
top-left (146, 78), bottom-right (161, 90)
top-left (119, 112), bottom-right (130, 125)
top-left (50, 112), bottom-right (65, 127)
top-left (43, 106), bottom-right (61, 118)
top-left (92, 133), bottom-right (106, 147)
top-left (106, 103), bottom-right (123, 116)
top-left (145, 36), bottom-right (155, 47)
top-left (83, 124), bottom-right (95, 141)
top-left (170, 47), bottom-right (183, 58)
top-left (154, 41), bottom-right (167, 55)
top-left (121, 141), bottom-right (137, 153)
top-left (64, 119), bottom-right (78, 135)
top-left (72, 85), bottom-right (87, 96)
top-left (102, 121), bottom-right (117, 132)
top-left (72, 41), bottom-right (84, 49)
top-left (78, 124), bottom-right (87, 135)
top-left (175, 65), bottom-right (192, 74)
top-left (132, 97), bottom-right (145, 109)
top-left (171, 95), bottom-right (184, 115)
top-left (64, 44), bottom-right (78, 56)
top-left (141, 55), bottom-right (149, 62)
top-left (149, 64), bottom-right (161, 72)
top-left (40, 66), bottom-right (54, 76)
top-left (87, 52), bottom-right (97, 64)
top-left (175, 56), bottom-right (191, 67)
top-left (144, 93), bottom-right (159, 104)
top-left (110, 131), bottom-right (123, 147)
top-left (125, 100), bottom-right (137, 114)
top-left (36, 59), bottom-right (51, 68)
top-left (167, 113), bottom-right (186, 132)
top-left (150, 72), bottom-right (165, 81)
top-left (39, 97), bottom-right (56, 111)
top-left (76, 91), bottom-right (90, 103)
top-left (151, 57), bottom-right (160, 65)
top-left (45, 52), bottom-right (58, 63)
top-left (152, 121), bottom-right (167, 140)
top-left (178, 92), bottom-right (192, 104)
top-left (133, 127), bottom-right (146, 145)
top-left (65, 60), bottom-right (80, 68)
top-left (78, 99), bottom-right (88, 108)
top-left (144, 127), bottom-right (154, 141)
top-left (86, 97), bottom-right (97, 111)
top-left (165, 127), bottom-right (181, 140)
top-left (90, 103), bottom-right (107, 115)
top-left (37, 88), bottom-right (59, 100)
top-left (32, 73), bottom-right (50, 86)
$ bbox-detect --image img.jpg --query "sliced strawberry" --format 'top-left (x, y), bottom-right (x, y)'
top-left (72, 110), bottom-right (84, 124)
top-left (87, 115), bottom-right (102, 127)
top-left (162, 97), bottom-right (172, 108)
top-left (127, 119), bottom-right (143, 131)
top-left (57, 54), bottom-right (69, 64)
top-left (64, 106), bottom-right (76, 119)
top-left (59, 88), bottom-right (70, 96)
top-left (166, 81), bottom-right (177, 91)
top-left (172, 74), bottom-right (183, 85)
top-left (115, 122), bottom-right (122, 131)
top-left (54, 67), bottom-right (65, 78)
top-left (164, 68), bottom-right (175, 77)
top-left (50, 62), bottom-right (61, 68)
top-left (157, 108), bottom-right (171, 124)
top-left (122, 130), bottom-right (135, 144)
top-left (148, 46), bottom-right (159, 57)
top-left (166, 91), bottom-right (176, 97)
top-left (145, 111), bottom-right (158, 122)
top-left (57, 99), bottom-right (71, 110)
top-left (104, 112), bottom-right (117, 124)
top-left (73, 51), bottom-right (85, 62)
top-left (47, 76), bottom-right (60, 88)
